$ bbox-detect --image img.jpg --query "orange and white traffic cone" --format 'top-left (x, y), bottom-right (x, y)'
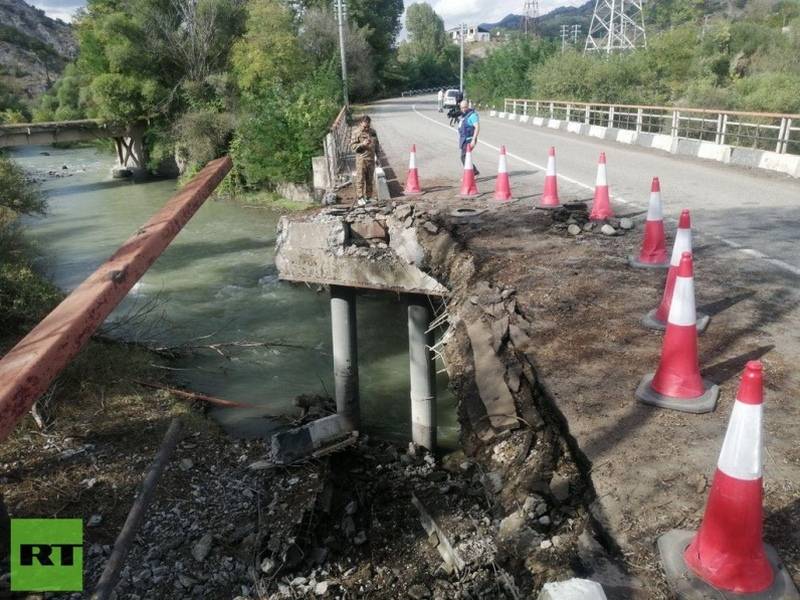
top-left (589, 152), bottom-right (614, 220)
top-left (460, 147), bottom-right (479, 198)
top-left (536, 146), bottom-right (560, 209)
top-left (629, 177), bottom-right (669, 268)
top-left (404, 144), bottom-right (422, 196)
top-left (635, 251), bottom-right (718, 413)
top-left (493, 145), bottom-right (512, 201)
top-left (657, 361), bottom-right (798, 598)
top-left (643, 209), bottom-right (709, 332)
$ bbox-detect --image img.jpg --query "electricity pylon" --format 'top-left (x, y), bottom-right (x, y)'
top-left (523, 0), bottom-right (539, 36)
top-left (584, 0), bottom-right (647, 54)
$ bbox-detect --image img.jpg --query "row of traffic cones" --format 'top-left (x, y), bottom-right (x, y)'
top-left (406, 139), bottom-right (796, 599)
top-left (628, 187), bottom-right (796, 596)
top-left (404, 144), bottom-right (619, 219)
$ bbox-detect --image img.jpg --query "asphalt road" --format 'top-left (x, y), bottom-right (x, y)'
top-left (370, 95), bottom-right (800, 275)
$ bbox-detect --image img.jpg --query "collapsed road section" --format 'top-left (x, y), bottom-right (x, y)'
top-left (273, 199), bottom-right (642, 598)
top-left (272, 191), bottom-right (800, 598)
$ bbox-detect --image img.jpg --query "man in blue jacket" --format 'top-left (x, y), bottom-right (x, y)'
top-left (458, 100), bottom-right (480, 176)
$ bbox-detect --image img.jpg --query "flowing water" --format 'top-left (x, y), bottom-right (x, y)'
top-left (11, 145), bottom-right (457, 447)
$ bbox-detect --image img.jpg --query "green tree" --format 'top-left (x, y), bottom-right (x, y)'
top-left (231, 0), bottom-right (304, 97)
top-left (299, 6), bottom-right (377, 99)
top-left (232, 63), bottom-right (341, 186)
top-left (394, 2), bottom-right (458, 90)
top-left (466, 34), bottom-right (555, 105)
top-left (405, 2), bottom-right (447, 59)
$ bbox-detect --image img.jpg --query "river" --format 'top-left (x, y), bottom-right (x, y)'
top-left (11, 145), bottom-right (457, 447)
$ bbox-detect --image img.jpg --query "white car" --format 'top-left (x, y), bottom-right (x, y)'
top-left (443, 89), bottom-right (462, 107)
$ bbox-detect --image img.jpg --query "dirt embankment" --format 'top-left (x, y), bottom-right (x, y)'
top-left (4, 187), bottom-right (797, 600)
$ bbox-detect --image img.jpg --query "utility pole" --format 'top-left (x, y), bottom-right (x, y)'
top-left (571, 24), bottom-right (581, 46)
top-left (561, 24), bottom-right (568, 52)
top-left (335, 0), bottom-right (349, 107)
top-left (459, 23), bottom-right (465, 93)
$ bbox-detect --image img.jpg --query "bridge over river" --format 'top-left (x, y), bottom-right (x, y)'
top-left (0, 119), bottom-right (146, 177)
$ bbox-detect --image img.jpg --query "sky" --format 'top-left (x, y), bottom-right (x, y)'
top-left (29, 0), bottom-right (586, 27)
top-left (29, 0), bottom-right (83, 22)
top-left (402, 0), bottom-right (586, 29)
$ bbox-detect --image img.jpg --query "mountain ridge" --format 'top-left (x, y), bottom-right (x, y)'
top-left (479, 1), bottom-right (595, 39)
top-left (0, 0), bottom-right (76, 102)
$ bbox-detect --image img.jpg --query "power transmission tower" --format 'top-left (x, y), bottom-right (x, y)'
top-left (584, 0), bottom-right (647, 54)
top-left (561, 25), bottom-right (569, 52)
top-left (334, 0), bottom-right (349, 107)
top-left (571, 24), bottom-right (581, 45)
top-left (523, 0), bottom-right (539, 36)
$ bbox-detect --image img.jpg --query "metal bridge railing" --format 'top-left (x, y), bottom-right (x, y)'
top-left (503, 99), bottom-right (800, 154)
top-left (0, 156), bottom-right (233, 441)
top-left (323, 105), bottom-right (353, 190)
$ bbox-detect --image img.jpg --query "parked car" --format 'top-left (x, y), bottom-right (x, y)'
top-left (443, 89), bottom-right (462, 107)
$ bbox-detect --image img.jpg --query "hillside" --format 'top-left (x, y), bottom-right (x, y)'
top-left (0, 0), bottom-right (76, 102)
top-left (480, 1), bottom-right (594, 40)
top-left (479, 0), bottom-right (760, 41)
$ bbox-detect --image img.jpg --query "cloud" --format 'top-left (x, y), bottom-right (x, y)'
top-left (28, 0), bottom-right (84, 22)
top-left (403, 0), bottom-right (587, 29)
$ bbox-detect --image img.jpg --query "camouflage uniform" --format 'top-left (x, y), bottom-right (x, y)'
top-left (350, 125), bottom-right (379, 200)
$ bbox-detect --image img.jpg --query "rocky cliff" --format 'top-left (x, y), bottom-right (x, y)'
top-left (0, 0), bottom-right (76, 101)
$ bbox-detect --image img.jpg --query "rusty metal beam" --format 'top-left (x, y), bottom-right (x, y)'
top-left (0, 156), bottom-right (232, 441)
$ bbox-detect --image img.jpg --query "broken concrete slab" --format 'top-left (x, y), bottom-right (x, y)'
top-left (411, 493), bottom-right (466, 574)
top-left (271, 414), bottom-right (354, 464)
top-left (538, 579), bottom-right (607, 600)
top-left (466, 317), bottom-right (518, 430)
top-left (275, 209), bottom-right (447, 296)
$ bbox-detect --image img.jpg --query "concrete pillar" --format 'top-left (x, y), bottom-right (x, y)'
top-left (112, 123), bottom-right (147, 178)
top-left (331, 285), bottom-right (360, 429)
top-left (407, 294), bottom-right (436, 450)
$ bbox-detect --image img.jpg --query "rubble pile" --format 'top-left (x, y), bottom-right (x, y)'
top-left (549, 202), bottom-right (634, 237)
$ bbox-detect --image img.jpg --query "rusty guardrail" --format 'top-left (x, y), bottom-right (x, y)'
top-left (503, 98), bottom-right (800, 154)
top-left (0, 156), bottom-right (233, 441)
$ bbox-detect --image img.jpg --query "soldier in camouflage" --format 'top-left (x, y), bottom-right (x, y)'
top-left (350, 115), bottom-right (379, 204)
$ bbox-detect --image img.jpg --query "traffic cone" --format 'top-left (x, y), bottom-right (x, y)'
top-left (635, 252), bottom-right (718, 413)
top-left (643, 209), bottom-right (709, 333)
top-left (629, 177), bottom-right (669, 268)
top-left (589, 152), bottom-right (614, 220)
top-left (656, 362), bottom-right (798, 598)
top-left (404, 144), bottom-right (422, 196)
top-left (536, 146), bottom-right (560, 209)
top-left (493, 145), bottom-right (512, 201)
top-left (460, 147), bottom-right (479, 198)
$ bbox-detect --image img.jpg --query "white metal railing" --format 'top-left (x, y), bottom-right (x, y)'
top-left (503, 99), bottom-right (800, 154)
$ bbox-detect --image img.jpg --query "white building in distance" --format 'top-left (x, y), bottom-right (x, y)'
top-left (448, 24), bottom-right (491, 43)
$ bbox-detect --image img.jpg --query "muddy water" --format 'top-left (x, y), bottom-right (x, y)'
top-left (11, 145), bottom-right (457, 446)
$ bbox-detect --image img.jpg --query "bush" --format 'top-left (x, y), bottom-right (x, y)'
top-left (174, 109), bottom-right (236, 169)
top-left (0, 157), bottom-right (46, 217)
top-left (232, 63), bottom-right (341, 186)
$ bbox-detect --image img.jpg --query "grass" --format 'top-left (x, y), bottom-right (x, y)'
top-left (0, 216), bottom-right (221, 553)
top-left (232, 189), bottom-right (315, 212)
